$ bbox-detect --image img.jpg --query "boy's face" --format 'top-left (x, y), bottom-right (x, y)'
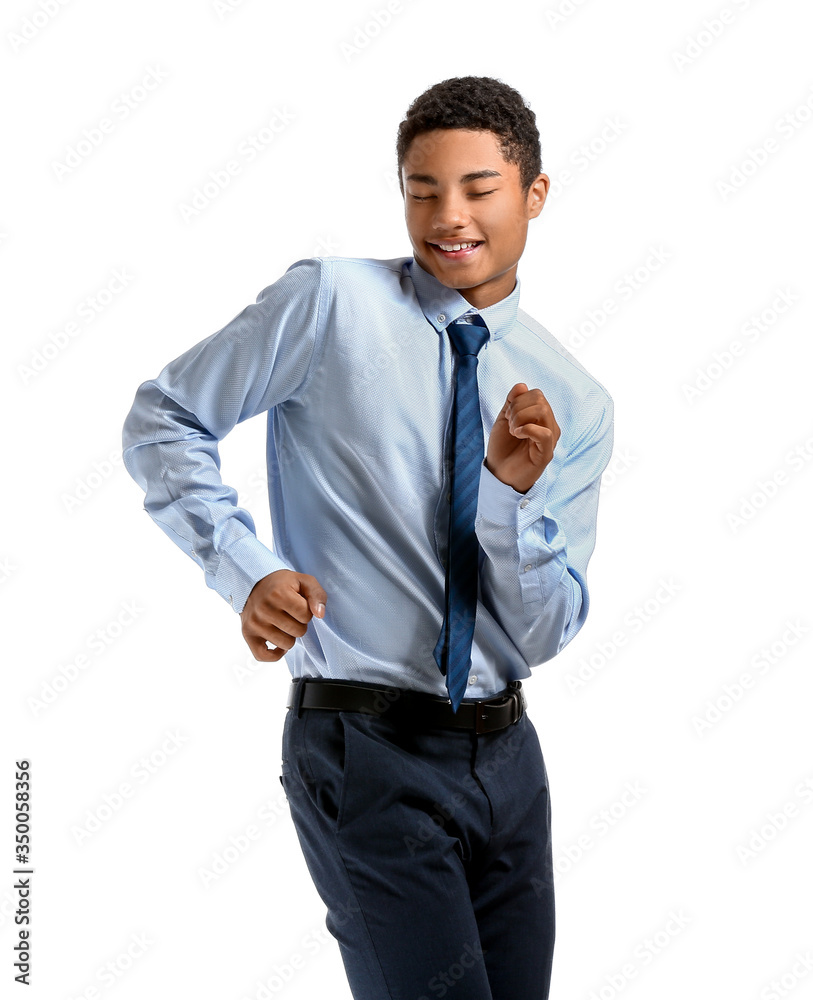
top-left (401, 128), bottom-right (549, 310)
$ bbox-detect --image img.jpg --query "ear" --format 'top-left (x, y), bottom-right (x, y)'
top-left (527, 173), bottom-right (550, 219)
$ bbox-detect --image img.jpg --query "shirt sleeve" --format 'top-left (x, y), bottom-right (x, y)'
top-left (474, 388), bottom-right (614, 666)
top-left (121, 257), bottom-right (326, 613)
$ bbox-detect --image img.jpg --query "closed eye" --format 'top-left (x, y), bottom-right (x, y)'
top-left (410, 190), bottom-right (497, 201)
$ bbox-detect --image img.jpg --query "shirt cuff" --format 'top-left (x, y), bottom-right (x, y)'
top-left (477, 460), bottom-right (550, 532)
top-left (213, 533), bottom-right (293, 613)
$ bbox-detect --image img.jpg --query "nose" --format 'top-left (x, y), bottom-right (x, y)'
top-left (430, 192), bottom-right (471, 232)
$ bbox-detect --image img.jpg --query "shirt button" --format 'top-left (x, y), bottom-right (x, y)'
top-left (520, 499), bottom-right (529, 509)
top-left (438, 313), bottom-right (446, 323)
top-left (524, 564), bottom-right (532, 573)
top-left (468, 674), bottom-right (477, 685)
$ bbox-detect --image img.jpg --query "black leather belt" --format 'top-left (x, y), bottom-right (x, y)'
top-left (286, 677), bottom-right (526, 734)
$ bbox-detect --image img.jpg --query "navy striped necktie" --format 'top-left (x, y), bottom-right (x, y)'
top-left (433, 314), bottom-right (490, 712)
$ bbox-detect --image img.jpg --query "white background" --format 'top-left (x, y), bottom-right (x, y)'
top-left (3, 0), bottom-right (813, 998)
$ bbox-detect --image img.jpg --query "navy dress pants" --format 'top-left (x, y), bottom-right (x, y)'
top-left (279, 680), bottom-right (555, 1000)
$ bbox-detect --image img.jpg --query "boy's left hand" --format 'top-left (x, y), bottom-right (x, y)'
top-left (485, 383), bottom-right (560, 495)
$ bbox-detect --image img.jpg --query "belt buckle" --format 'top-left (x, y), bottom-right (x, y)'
top-left (474, 685), bottom-right (523, 734)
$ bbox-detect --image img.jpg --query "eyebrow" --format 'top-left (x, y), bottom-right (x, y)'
top-left (405, 169), bottom-right (502, 186)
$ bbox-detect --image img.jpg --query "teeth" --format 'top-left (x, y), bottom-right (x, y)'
top-left (437, 241), bottom-right (478, 252)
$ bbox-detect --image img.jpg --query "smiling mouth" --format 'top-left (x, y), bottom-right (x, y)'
top-left (427, 240), bottom-right (484, 259)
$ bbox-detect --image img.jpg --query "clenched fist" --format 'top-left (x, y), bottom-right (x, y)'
top-left (240, 569), bottom-right (327, 662)
top-left (486, 382), bottom-right (560, 494)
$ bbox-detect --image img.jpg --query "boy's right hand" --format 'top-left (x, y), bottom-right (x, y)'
top-left (240, 570), bottom-right (327, 662)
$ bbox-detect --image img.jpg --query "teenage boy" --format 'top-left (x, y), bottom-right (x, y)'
top-left (123, 75), bottom-right (614, 1000)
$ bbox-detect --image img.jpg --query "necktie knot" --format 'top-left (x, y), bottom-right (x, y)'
top-left (446, 314), bottom-right (489, 358)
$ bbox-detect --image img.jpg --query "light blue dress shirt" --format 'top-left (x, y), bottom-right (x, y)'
top-left (122, 255), bottom-right (614, 700)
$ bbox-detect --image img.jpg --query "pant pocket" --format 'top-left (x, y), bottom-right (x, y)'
top-left (298, 708), bottom-right (348, 828)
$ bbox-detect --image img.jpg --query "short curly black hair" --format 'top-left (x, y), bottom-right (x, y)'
top-left (396, 76), bottom-right (542, 197)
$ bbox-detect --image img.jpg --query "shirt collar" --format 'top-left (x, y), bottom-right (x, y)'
top-left (405, 256), bottom-right (520, 342)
